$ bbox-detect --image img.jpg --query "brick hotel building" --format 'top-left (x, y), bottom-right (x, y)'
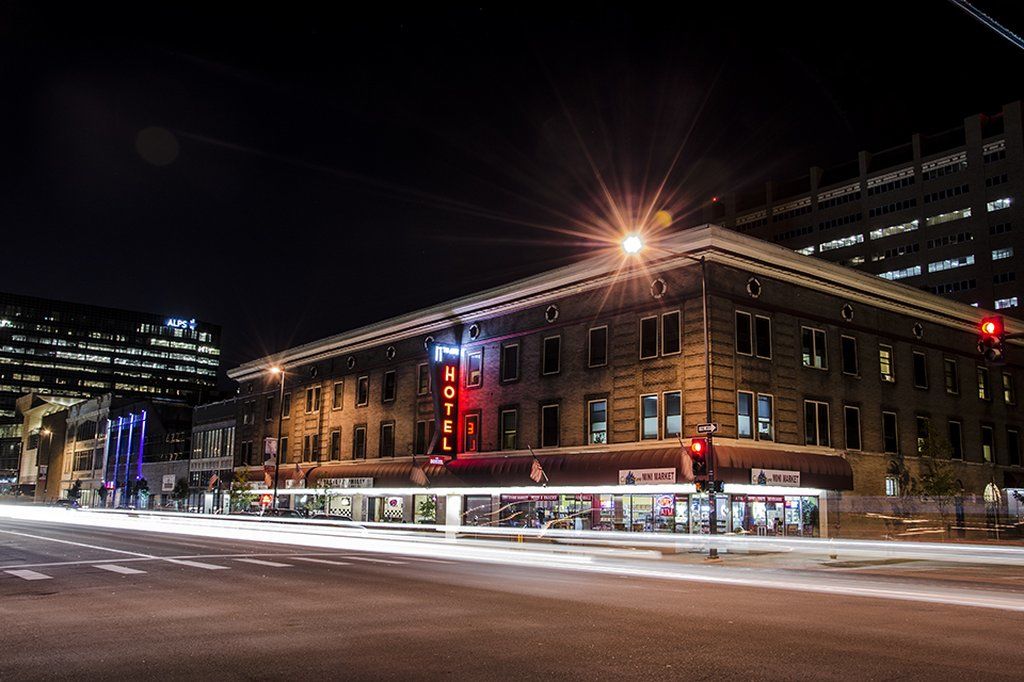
top-left (228, 225), bottom-right (1023, 537)
top-left (706, 101), bottom-right (1023, 315)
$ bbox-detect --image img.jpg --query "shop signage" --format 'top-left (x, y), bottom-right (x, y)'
top-left (161, 474), bottom-right (175, 492)
top-left (502, 494), bottom-right (559, 502)
top-left (321, 477), bottom-right (374, 489)
top-left (165, 317), bottom-right (197, 330)
top-left (190, 456), bottom-right (233, 472)
top-left (751, 468), bottom-right (800, 487)
top-left (656, 494), bottom-right (675, 516)
top-left (427, 343), bottom-right (461, 457)
top-left (618, 468), bottom-right (677, 485)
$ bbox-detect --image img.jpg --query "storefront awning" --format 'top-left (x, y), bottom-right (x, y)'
top-left (712, 444), bottom-right (853, 490)
top-left (306, 461), bottom-right (454, 488)
top-left (445, 448), bottom-right (684, 487)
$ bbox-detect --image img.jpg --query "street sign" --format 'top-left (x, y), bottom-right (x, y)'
top-left (696, 422), bottom-right (718, 434)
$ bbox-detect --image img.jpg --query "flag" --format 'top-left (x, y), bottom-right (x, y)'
top-left (679, 435), bottom-right (694, 482)
top-left (207, 473), bottom-right (219, 492)
top-left (528, 446), bottom-right (549, 484)
top-left (263, 470), bottom-right (273, 487)
top-left (410, 455), bottom-right (430, 486)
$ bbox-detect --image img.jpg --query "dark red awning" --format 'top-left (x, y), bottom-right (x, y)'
top-left (712, 444), bottom-right (853, 490)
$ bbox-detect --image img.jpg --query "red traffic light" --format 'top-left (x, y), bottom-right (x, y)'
top-left (980, 316), bottom-right (1004, 337)
top-left (689, 438), bottom-right (706, 456)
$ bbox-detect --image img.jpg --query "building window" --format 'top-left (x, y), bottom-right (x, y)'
top-left (541, 404), bottom-right (560, 448)
top-left (912, 351), bottom-right (927, 389)
top-left (977, 366), bottom-right (991, 400)
top-left (882, 411), bottom-right (899, 453)
top-left (944, 358), bottom-right (959, 395)
top-left (841, 336), bottom-right (859, 376)
top-left (463, 413), bottom-right (480, 453)
top-left (588, 326), bottom-right (608, 367)
top-left (264, 395), bottom-right (275, 421)
top-left (333, 381), bottom-right (344, 410)
top-left (500, 409), bottom-right (518, 450)
top-left (501, 343), bottom-right (520, 382)
top-left (414, 420), bottom-right (434, 455)
top-left (879, 345), bottom-right (895, 383)
top-left (302, 434), bottom-right (320, 463)
top-left (801, 327), bottom-right (827, 369)
top-left (754, 316), bottom-right (772, 359)
top-left (353, 426), bottom-right (366, 459)
top-left (996, 296), bottom-right (1019, 310)
top-left (737, 391), bottom-right (753, 439)
top-left (735, 311), bottom-right (752, 355)
top-left (948, 421), bottom-right (963, 460)
top-left (356, 376), bottom-right (369, 406)
top-left (981, 425), bottom-right (995, 463)
top-left (844, 406), bottom-right (861, 451)
top-left (639, 316), bottom-right (658, 359)
top-left (757, 394), bottom-right (774, 441)
top-left (382, 370), bottom-right (396, 403)
top-left (1003, 373), bottom-right (1016, 404)
top-left (661, 311), bottom-right (681, 355)
top-left (466, 350), bottom-right (483, 387)
top-left (242, 401), bottom-right (255, 425)
top-left (640, 395), bottom-right (659, 440)
top-left (282, 393), bottom-right (291, 418)
top-left (417, 363), bottom-right (430, 396)
top-left (885, 475), bottom-right (900, 497)
top-left (588, 399), bottom-right (608, 444)
top-left (1008, 428), bottom-right (1021, 467)
top-left (379, 422), bottom-right (395, 458)
top-left (305, 386), bottom-right (321, 413)
top-left (279, 437), bottom-right (289, 463)
top-left (665, 391), bottom-right (682, 439)
top-left (916, 416), bottom-right (930, 454)
top-left (542, 336), bottom-right (561, 375)
top-left (330, 430), bottom-right (341, 460)
top-left (804, 400), bottom-right (830, 447)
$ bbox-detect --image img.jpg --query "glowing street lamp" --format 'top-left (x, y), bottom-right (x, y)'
top-left (269, 365), bottom-right (286, 511)
top-left (622, 234), bottom-right (643, 254)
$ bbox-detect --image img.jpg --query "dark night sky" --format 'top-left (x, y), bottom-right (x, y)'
top-left (1, 2), bottom-right (1022, 380)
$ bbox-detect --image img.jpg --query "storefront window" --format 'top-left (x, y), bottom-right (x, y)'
top-left (464, 495), bottom-right (493, 526)
top-left (730, 495), bottom-right (819, 537)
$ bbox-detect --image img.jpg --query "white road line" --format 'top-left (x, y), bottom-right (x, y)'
top-left (5, 569), bottom-right (52, 581)
top-left (166, 559), bottom-right (230, 570)
top-left (234, 558), bottom-right (292, 568)
top-left (94, 564), bottom-right (146, 575)
top-left (402, 557), bottom-right (455, 564)
top-left (290, 557), bottom-right (353, 566)
top-left (339, 555), bottom-right (406, 565)
top-left (0, 528), bottom-right (155, 558)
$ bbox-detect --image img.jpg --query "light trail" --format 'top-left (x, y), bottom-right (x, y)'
top-left (4, 505), bottom-right (1024, 612)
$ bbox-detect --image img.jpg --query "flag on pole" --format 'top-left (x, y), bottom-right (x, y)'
top-left (527, 446), bottom-right (549, 485)
top-left (410, 460), bottom-right (430, 487)
top-left (207, 473), bottom-right (219, 492)
top-left (678, 435), bottom-right (694, 482)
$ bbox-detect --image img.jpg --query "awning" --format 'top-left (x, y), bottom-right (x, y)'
top-left (307, 461), bottom-right (454, 488)
top-left (712, 444), bottom-right (854, 490)
top-left (446, 448), bottom-right (684, 487)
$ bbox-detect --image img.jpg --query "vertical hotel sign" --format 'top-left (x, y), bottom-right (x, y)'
top-left (428, 343), bottom-right (460, 456)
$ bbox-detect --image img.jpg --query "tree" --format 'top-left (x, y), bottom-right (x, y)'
top-left (417, 496), bottom-right (437, 523)
top-left (171, 478), bottom-right (190, 510)
top-left (919, 458), bottom-right (960, 537)
top-left (306, 480), bottom-right (331, 514)
top-left (229, 471), bottom-right (255, 512)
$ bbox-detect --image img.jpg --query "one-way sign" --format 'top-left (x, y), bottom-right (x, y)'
top-left (696, 422), bottom-right (718, 434)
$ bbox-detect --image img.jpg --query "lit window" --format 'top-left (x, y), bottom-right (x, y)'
top-left (981, 425), bottom-right (995, 463)
top-left (664, 391), bottom-right (682, 438)
top-left (925, 208), bottom-right (971, 226)
top-left (978, 366), bottom-right (991, 400)
top-left (879, 345), bottom-right (895, 383)
top-left (995, 297), bottom-right (1018, 310)
top-left (757, 394), bottom-right (774, 441)
top-left (466, 350), bottom-right (483, 387)
top-left (640, 395), bottom-right (659, 440)
top-left (795, 246), bottom-right (815, 256)
top-left (885, 475), bottom-right (899, 497)
top-left (737, 391), bottom-right (753, 439)
top-left (879, 265), bottom-right (921, 280)
top-left (869, 219), bottom-right (918, 240)
top-left (993, 247), bottom-right (1014, 261)
top-left (927, 255), bottom-right (975, 273)
top-left (1003, 372), bottom-right (1016, 404)
top-left (819, 233), bottom-right (864, 251)
top-left (588, 399), bottom-right (608, 444)
top-left (987, 197), bottom-right (1012, 212)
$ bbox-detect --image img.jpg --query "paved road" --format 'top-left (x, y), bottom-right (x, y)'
top-left (1, 516), bottom-right (1023, 680)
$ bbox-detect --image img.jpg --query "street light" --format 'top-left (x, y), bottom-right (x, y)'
top-left (38, 428), bottom-right (53, 502)
top-left (622, 234), bottom-right (643, 254)
top-left (269, 366), bottom-right (286, 510)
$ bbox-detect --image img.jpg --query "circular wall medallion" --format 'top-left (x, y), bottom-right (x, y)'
top-left (309, 365), bottom-right (319, 378)
top-left (346, 356), bottom-right (356, 370)
top-left (423, 335), bottom-right (434, 349)
top-left (650, 278), bottom-right (667, 299)
top-left (746, 277), bottom-right (762, 299)
top-left (545, 305), bottom-right (559, 323)
top-left (385, 346), bottom-right (396, 360)
top-left (841, 303), bottom-right (854, 322)
top-left (468, 323), bottom-right (481, 340)
top-left (912, 323), bottom-right (924, 339)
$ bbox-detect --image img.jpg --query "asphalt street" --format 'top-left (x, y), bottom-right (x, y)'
top-left (2, 515), bottom-right (1023, 680)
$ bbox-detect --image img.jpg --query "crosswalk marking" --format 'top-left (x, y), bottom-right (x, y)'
top-left (95, 564), bottom-right (146, 575)
top-left (235, 558), bottom-right (292, 568)
top-left (339, 555), bottom-right (406, 565)
top-left (290, 557), bottom-right (353, 566)
top-left (5, 569), bottom-right (51, 581)
top-left (166, 559), bottom-right (230, 570)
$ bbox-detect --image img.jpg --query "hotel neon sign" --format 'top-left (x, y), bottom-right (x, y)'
top-left (428, 343), bottom-right (461, 457)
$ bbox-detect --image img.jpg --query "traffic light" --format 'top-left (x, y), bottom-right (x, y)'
top-left (978, 315), bottom-right (1006, 364)
top-left (689, 437), bottom-right (708, 478)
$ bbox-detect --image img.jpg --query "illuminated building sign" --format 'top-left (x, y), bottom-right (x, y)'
top-left (428, 343), bottom-right (461, 456)
top-left (165, 317), bottom-right (197, 330)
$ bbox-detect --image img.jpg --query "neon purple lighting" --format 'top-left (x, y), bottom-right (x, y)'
top-left (136, 410), bottom-right (147, 480)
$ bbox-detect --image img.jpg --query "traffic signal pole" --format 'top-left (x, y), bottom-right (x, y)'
top-left (699, 256), bottom-right (719, 561)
